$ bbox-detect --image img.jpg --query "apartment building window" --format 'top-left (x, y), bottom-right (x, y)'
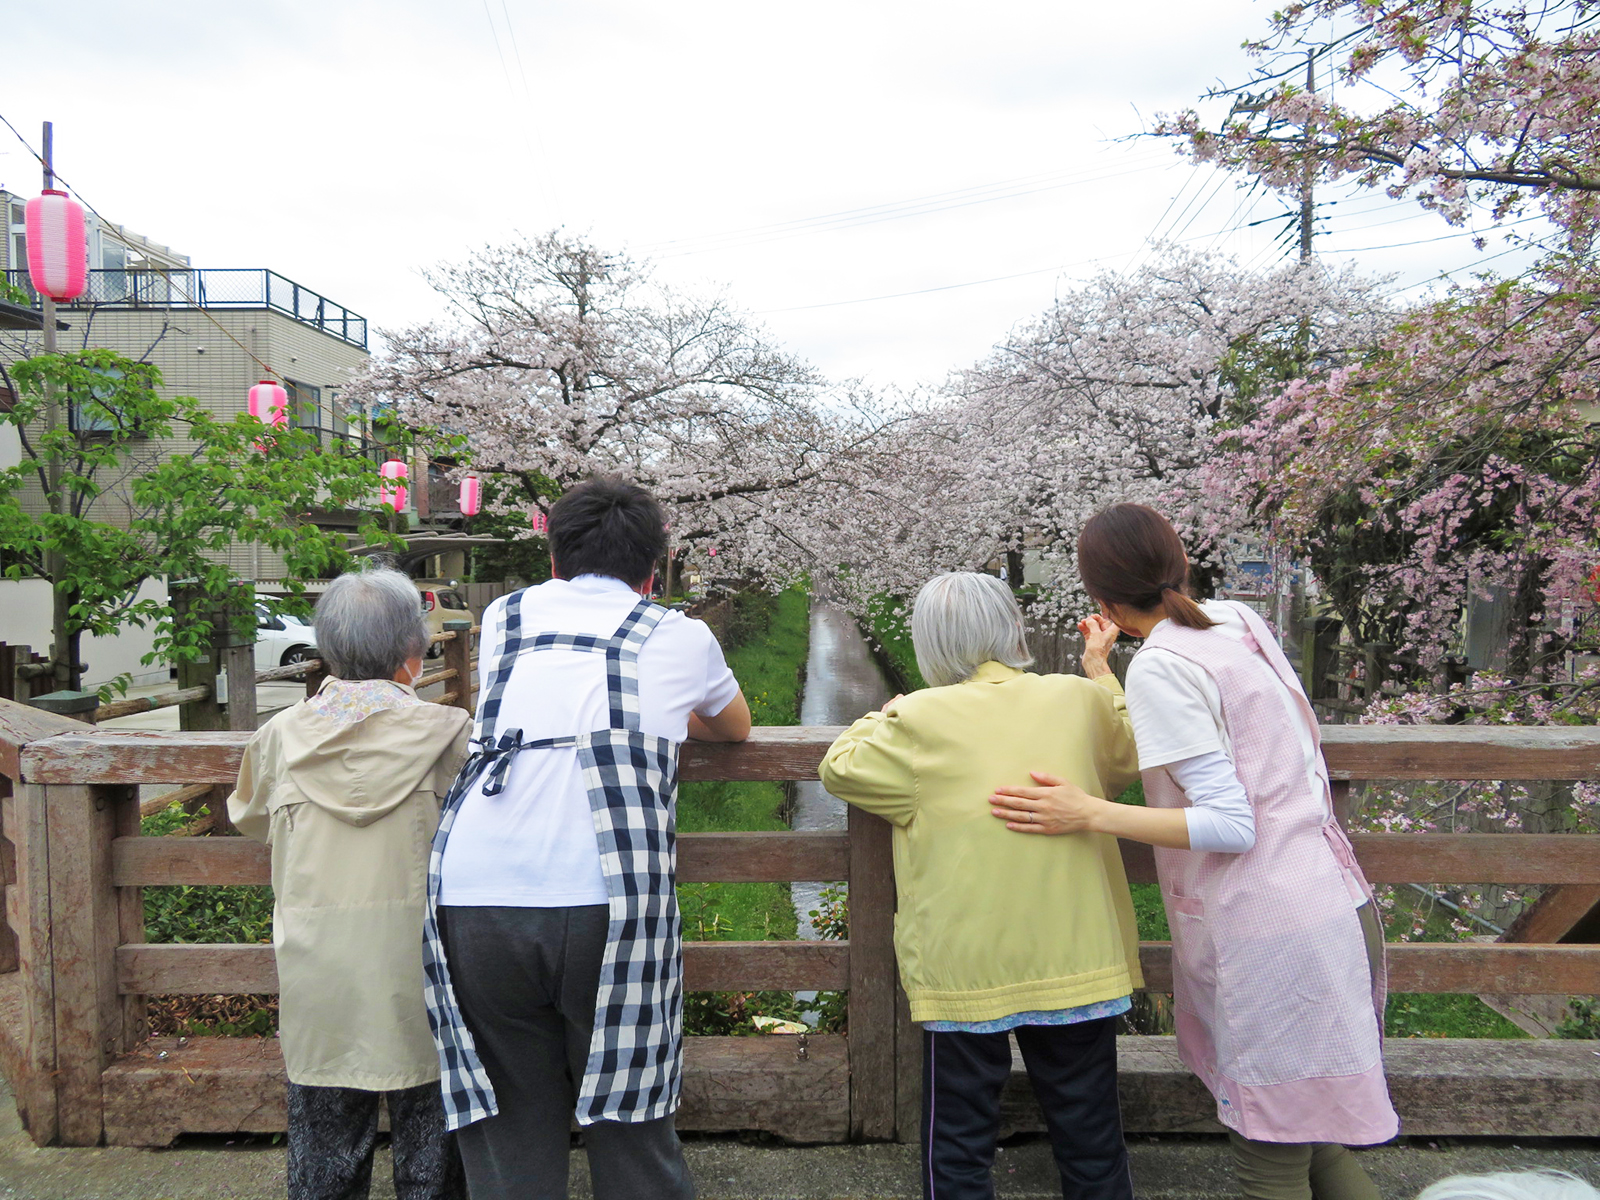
top-left (8, 200), bottom-right (27, 276)
top-left (99, 240), bottom-right (129, 303)
top-left (287, 380), bottom-right (322, 442)
top-left (328, 388), bottom-right (356, 442)
top-left (69, 366), bottom-right (125, 436)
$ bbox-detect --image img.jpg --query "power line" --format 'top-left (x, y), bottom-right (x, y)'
top-left (0, 110), bottom-right (287, 382)
top-left (492, 0), bottom-right (556, 213)
top-left (645, 162), bottom-right (1153, 251)
top-left (1320, 214), bottom-right (1549, 255)
top-left (650, 155), bottom-right (1178, 258)
top-left (1124, 163), bottom-right (1203, 274)
top-left (757, 200), bottom-right (1339, 315)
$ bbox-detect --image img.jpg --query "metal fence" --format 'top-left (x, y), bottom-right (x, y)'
top-left (4, 268), bottom-right (367, 349)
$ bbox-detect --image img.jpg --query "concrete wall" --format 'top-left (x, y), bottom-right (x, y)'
top-left (0, 576), bottom-right (168, 689)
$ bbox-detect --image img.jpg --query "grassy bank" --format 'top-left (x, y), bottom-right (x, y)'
top-left (861, 595), bottom-right (927, 692)
top-left (677, 586), bottom-right (810, 943)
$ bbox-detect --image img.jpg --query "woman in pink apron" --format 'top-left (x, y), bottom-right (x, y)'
top-left (989, 503), bottom-right (1397, 1200)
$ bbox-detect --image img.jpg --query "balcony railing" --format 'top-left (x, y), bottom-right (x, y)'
top-left (3, 268), bottom-right (367, 349)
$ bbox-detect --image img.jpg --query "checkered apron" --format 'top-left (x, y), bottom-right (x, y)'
top-left (1141, 601), bottom-right (1398, 1145)
top-left (422, 590), bottom-right (684, 1130)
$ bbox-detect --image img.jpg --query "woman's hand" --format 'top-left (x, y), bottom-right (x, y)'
top-left (989, 772), bottom-right (1108, 835)
top-left (1078, 613), bottom-right (1119, 679)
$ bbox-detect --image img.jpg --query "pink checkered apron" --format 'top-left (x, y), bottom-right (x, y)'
top-left (1141, 601), bottom-right (1398, 1145)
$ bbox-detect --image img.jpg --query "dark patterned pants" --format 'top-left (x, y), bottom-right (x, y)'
top-left (286, 1080), bottom-right (466, 1200)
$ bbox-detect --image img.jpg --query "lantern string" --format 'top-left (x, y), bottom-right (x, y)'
top-left (0, 108), bottom-right (285, 383)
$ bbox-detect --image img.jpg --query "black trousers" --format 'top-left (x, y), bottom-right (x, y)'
top-left (439, 904), bottom-right (696, 1200)
top-left (286, 1080), bottom-right (465, 1200)
top-left (922, 1016), bottom-right (1133, 1200)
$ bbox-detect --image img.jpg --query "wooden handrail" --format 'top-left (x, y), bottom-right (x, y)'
top-left (3, 695), bottom-right (1600, 1148)
top-left (253, 659), bottom-right (321, 684)
top-left (106, 939), bottom-right (1596, 999)
top-left (92, 686), bottom-right (211, 724)
top-left (13, 722), bottom-right (1600, 786)
top-left (104, 830), bottom-right (1600, 890)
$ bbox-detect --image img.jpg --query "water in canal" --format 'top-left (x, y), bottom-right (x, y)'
top-left (791, 602), bottom-right (892, 941)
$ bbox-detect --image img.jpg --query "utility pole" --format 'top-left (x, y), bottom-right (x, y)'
top-left (38, 120), bottom-right (78, 691)
top-left (1299, 52), bottom-right (1316, 263)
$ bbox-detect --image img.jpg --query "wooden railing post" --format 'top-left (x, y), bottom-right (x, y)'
top-left (846, 803), bottom-right (896, 1141)
top-left (10, 781), bottom-right (58, 1143)
top-left (172, 588), bottom-right (226, 735)
top-left (41, 780), bottom-right (132, 1145)
top-left (219, 586), bottom-right (257, 736)
top-left (0, 772), bottom-right (15, 976)
top-left (442, 621), bottom-right (473, 715)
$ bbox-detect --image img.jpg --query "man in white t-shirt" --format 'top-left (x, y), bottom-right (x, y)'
top-left (434, 477), bottom-right (750, 1200)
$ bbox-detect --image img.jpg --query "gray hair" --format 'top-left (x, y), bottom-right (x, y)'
top-left (313, 567), bottom-right (430, 681)
top-left (910, 572), bottom-right (1034, 688)
top-left (1417, 1174), bottom-right (1600, 1200)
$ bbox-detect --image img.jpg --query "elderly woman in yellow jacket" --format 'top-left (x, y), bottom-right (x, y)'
top-left (821, 572), bottom-right (1140, 1200)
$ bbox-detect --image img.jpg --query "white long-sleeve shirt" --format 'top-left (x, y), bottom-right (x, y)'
top-left (1123, 600), bottom-right (1327, 857)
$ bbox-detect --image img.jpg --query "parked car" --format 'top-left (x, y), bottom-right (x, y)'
top-left (254, 604), bottom-right (318, 671)
top-left (416, 581), bottom-right (472, 658)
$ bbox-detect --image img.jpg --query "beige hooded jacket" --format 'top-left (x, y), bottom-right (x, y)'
top-left (228, 680), bottom-right (471, 1090)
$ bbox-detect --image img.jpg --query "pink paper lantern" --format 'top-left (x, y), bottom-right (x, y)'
top-left (247, 380), bottom-right (288, 427)
top-left (529, 509), bottom-right (548, 535)
top-left (24, 190), bottom-right (87, 303)
top-left (379, 459), bottom-right (409, 511)
top-left (459, 476), bottom-right (482, 516)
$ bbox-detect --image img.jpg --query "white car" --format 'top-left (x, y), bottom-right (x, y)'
top-left (254, 604), bottom-right (319, 671)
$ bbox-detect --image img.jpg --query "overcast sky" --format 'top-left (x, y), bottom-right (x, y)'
top-left (1, 1), bottom-right (1536, 391)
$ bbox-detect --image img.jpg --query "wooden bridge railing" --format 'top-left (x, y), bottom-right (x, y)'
top-left (0, 706), bottom-right (1597, 1145)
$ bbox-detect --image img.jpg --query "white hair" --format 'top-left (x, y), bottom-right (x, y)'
top-left (313, 567), bottom-right (430, 681)
top-left (1417, 1173), bottom-right (1600, 1200)
top-left (910, 572), bottom-right (1033, 687)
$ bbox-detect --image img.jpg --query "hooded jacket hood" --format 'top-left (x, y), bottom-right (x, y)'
top-left (267, 694), bottom-right (472, 827)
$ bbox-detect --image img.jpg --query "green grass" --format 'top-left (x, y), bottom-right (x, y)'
top-left (1385, 992), bottom-right (1527, 1039)
top-left (1377, 888), bottom-right (1530, 1039)
top-left (676, 586), bottom-right (811, 944)
top-left (862, 595), bottom-right (928, 692)
top-left (141, 802), bottom-right (273, 944)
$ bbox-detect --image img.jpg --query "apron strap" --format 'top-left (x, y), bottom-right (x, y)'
top-left (474, 587), bottom-right (530, 744)
top-left (474, 728), bottom-right (582, 796)
top-left (603, 599), bottom-right (668, 732)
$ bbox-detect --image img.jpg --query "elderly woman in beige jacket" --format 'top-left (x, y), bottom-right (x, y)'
top-left (229, 568), bottom-right (470, 1200)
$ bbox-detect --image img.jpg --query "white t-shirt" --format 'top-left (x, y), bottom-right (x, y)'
top-left (1124, 599), bottom-right (1329, 825)
top-left (437, 575), bottom-right (741, 907)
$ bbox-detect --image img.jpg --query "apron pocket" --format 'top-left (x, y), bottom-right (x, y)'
top-left (1169, 894), bottom-right (1204, 920)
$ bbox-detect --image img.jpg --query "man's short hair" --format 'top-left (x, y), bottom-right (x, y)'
top-left (548, 476), bottom-right (668, 586)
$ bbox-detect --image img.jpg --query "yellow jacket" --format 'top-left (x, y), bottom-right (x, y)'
top-left (819, 663), bottom-right (1142, 1023)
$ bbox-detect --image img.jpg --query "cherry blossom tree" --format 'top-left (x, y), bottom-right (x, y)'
top-left (354, 231), bottom-right (889, 590)
top-left (1156, 1), bottom-right (1600, 246)
top-left (1214, 278), bottom-right (1600, 674)
top-left (808, 246), bottom-right (1391, 618)
top-left (1161, 0), bottom-right (1600, 684)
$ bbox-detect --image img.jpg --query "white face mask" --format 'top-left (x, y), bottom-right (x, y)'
top-left (403, 659), bottom-right (423, 687)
